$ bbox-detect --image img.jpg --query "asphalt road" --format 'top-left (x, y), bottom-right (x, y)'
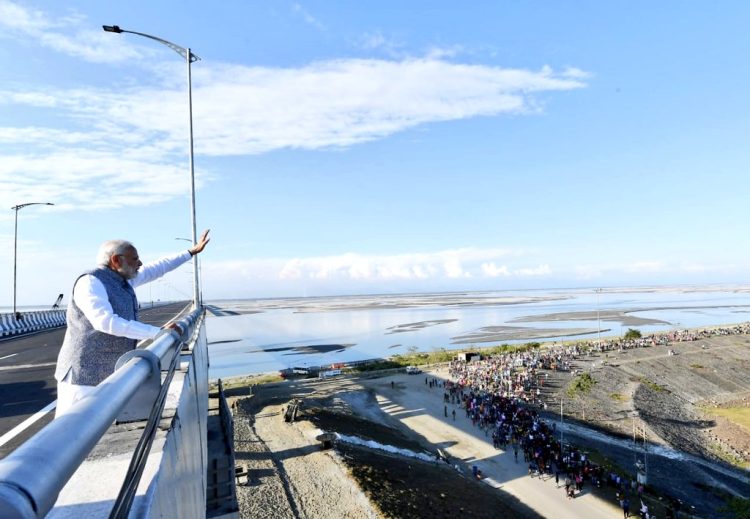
top-left (0, 301), bottom-right (190, 459)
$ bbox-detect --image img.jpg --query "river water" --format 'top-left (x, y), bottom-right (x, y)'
top-left (205, 286), bottom-right (750, 379)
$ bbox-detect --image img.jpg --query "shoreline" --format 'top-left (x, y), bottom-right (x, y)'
top-left (218, 317), bottom-right (750, 383)
top-left (228, 329), bottom-right (750, 518)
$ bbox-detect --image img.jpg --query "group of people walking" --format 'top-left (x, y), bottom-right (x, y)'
top-left (418, 320), bottom-right (750, 516)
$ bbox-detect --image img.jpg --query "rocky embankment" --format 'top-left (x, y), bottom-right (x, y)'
top-left (544, 334), bottom-right (750, 466)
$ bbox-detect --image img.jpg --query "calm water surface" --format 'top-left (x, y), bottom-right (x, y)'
top-left (205, 287), bottom-right (750, 379)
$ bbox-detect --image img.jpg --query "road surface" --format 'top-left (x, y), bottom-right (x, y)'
top-left (0, 302), bottom-right (190, 458)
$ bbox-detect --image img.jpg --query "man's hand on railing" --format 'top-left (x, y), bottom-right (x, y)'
top-left (164, 322), bottom-right (184, 337)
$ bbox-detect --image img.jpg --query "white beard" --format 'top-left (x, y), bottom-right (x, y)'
top-left (117, 262), bottom-right (138, 280)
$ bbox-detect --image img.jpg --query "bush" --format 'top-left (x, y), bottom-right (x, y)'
top-left (624, 328), bottom-right (642, 340)
top-left (639, 377), bottom-right (665, 392)
top-left (567, 372), bottom-right (596, 396)
top-left (721, 496), bottom-right (750, 518)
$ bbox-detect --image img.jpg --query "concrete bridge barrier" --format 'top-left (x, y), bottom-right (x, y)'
top-left (0, 309), bottom-right (67, 339)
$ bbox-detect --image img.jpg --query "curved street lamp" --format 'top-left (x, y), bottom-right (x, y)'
top-left (103, 24), bottom-right (201, 308)
top-left (11, 202), bottom-right (54, 319)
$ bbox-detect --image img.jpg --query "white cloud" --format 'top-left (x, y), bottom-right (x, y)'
top-left (0, 1), bottom-right (54, 33)
top-left (275, 248), bottom-right (530, 282)
top-left (562, 67), bottom-right (591, 79)
top-left (360, 31), bottom-right (397, 51)
top-left (0, 58), bottom-right (585, 211)
top-left (0, 1), bottom-right (587, 212)
top-left (425, 46), bottom-right (464, 60)
top-left (482, 262), bottom-right (550, 277)
top-left (624, 261), bottom-right (665, 273)
top-left (190, 59), bottom-right (585, 156)
top-left (482, 262), bottom-right (510, 277)
top-left (515, 264), bottom-right (551, 276)
top-left (678, 262), bottom-right (708, 273)
top-left (0, 1), bottom-right (148, 63)
top-left (292, 3), bottom-right (326, 31)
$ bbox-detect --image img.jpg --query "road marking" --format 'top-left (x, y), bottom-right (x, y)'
top-left (0, 362), bottom-right (56, 372)
top-left (0, 401), bottom-right (56, 448)
top-left (0, 353), bottom-right (17, 361)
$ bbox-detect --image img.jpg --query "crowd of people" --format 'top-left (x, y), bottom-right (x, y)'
top-left (585, 322), bottom-right (750, 353)
top-left (446, 345), bottom-right (578, 405)
top-left (428, 371), bottom-right (650, 514)
top-left (422, 321), bottom-right (750, 516)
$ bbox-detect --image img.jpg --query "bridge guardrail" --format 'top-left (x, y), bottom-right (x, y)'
top-left (0, 307), bottom-right (204, 518)
top-left (0, 310), bottom-right (66, 338)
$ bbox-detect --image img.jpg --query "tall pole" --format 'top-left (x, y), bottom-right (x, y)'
top-left (596, 288), bottom-right (601, 347)
top-left (103, 25), bottom-right (201, 309)
top-left (12, 207), bottom-right (18, 318)
top-left (176, 237), bottom-right (201, 303)
top-left (11, 202), bottom-right (54, 318)
top-left (186, 47), bottom-right (200, 308)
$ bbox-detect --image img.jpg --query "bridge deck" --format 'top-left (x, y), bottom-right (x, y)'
top-left (0, 302), bottom-right (191, 459)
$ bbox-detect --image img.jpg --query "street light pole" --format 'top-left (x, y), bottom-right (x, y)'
top-left (595, 288), bottom-right (602, 347)
top-left (176, 237), bottom-right (202, 302)
top-left (11, 202), bottom-right (54, 318)
top-left (103, 25), bottom-right (201, 308)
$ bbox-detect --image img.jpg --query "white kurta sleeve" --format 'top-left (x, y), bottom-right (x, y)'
top-left (130, 251), bottom-right (192, 288)
top-left (73, 275), bottom-right (162, 340)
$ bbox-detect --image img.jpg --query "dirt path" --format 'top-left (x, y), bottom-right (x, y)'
top-left (358, 369), bottom-right (623, 519)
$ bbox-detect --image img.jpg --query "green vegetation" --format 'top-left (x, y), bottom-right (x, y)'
top-left (484, 342), bottom-right (541, 355)
top-left (623, 328), bottom-right (642, 340)
top-left (353, 360), bottom-right (403, 372)
top-left (354, 341), bottom-right (545, 373)
top-left (609, 393), bottom-right (628, 401)
top-left (428, 347), bottom-right (457, 363)
top-left (707, 407), bottom-right (750, 432)
top-left (639, 377), bottom-right (665, 392)
top-left (214, 373), bottom-right (284, 396)
top-left (707, 442), bottom-right (750, 470)
top-left (721, 496), bottom-right (750, 518)
top-left (567, 372), bottom-right (596, 397)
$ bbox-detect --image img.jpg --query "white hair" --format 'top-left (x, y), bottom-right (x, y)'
top-left (96, 240), bottom-right (135, 266)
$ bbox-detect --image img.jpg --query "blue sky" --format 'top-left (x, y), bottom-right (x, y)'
top-left (1, 1), bottom-right (750, 304)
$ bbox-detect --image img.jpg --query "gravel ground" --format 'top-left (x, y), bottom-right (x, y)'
top-left (232, 395), bottom-right (378, 518)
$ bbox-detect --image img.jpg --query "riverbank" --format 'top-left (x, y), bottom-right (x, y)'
top-left (229, 373), bottom-right (617, 518)
top-left (224, 328), bottom-right (750, 518)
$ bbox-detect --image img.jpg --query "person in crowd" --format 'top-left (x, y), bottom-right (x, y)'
top-left (54, 230), bottom-right (210, 416)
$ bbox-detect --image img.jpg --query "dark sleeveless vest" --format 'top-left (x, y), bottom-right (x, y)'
top-left (55, 267), bottom-right (139, 386)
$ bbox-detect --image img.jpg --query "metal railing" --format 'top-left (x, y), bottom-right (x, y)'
top-left (0, 308), bottom-right (204, 518)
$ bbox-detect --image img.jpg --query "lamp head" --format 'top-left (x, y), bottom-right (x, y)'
top-left (102, 25), bottom-right (123, 33)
